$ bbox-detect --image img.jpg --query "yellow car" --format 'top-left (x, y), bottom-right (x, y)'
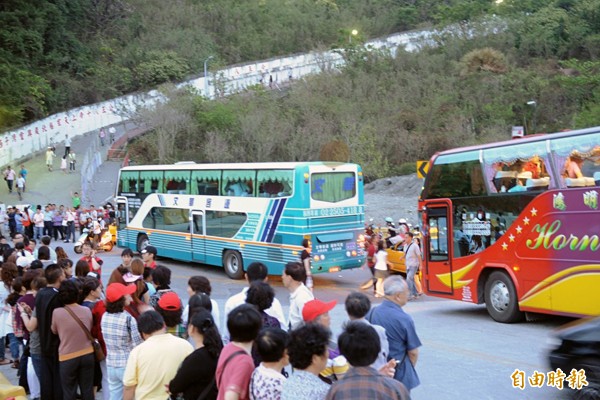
top-left (386, 241), bottom-right (407, 274)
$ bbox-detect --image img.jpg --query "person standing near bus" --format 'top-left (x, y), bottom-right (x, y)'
top-left (360, 236), bottom-right (378, 293)
top-left (399, 232), bottom-right (421, 300)
top-left (300, 239), bottom-right (314, 290)
top-left (141, 246), bottom-right (158, 270)
top-left (373, 241), bottom-right (390, 298)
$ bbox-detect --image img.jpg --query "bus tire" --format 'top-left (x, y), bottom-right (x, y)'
top-left (137, 234), bottom-right (149, 253)
top-left (223, 250), bottom-right (244, 280)
top-left (484, 271), bottom-right (524, 323)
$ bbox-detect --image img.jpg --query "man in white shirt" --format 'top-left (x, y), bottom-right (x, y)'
top-left (282, 262), bottom-right (314, 330)
top-left (223, 262), bottom-right (285, 340)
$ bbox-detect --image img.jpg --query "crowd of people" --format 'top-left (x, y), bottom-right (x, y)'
top-left (1, 200), bottom-right (115, 246)
top-left (0, 229), bottom-right (422, 400)
top-left (362, 220), bottom-right (424, 301)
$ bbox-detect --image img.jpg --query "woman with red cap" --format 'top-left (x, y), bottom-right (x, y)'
top-left (101, 282), bottom-right (144, 400)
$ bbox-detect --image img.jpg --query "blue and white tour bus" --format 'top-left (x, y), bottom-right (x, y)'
top-left (115, 162), bottom-right (366, 278)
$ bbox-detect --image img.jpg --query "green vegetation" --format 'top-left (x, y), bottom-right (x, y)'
top-left (0, 0), bottom-right (544, 129)
top-left (2, 1), bottom-right (600, 179)
top-left (127, 0), bottom-right (600, 178)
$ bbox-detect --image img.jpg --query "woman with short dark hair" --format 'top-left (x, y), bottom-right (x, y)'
top-left (250, 328), bottom-right (290, 400)
top-left (183, 275), bottom-right (220, 330)
top-left (149, 265), bottom-right (173, 308)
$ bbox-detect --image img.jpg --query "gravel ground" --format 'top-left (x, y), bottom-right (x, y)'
top-left (364, 173), bottom-right (422, 228)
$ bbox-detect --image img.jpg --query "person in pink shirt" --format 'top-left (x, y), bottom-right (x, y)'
top-left (216, 304), bottom-right (262, 400)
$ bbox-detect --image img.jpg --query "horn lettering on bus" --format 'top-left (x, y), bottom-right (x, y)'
top-left (526, 220), bottom-right (600, 251)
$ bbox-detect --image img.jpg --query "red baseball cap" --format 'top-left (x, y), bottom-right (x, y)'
top-left (106, 283), bottom-right (136, 303)
top-left (158, 292), bottom-right (182, 311)
top-left (302, 299), bottom-right (337, 322)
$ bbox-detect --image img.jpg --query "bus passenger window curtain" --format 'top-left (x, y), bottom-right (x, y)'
top-left (191, 171), bottom-right (221, 195)
top-left (120, 171), bottom-right (138, 192)
top-left (140, 171), bottom-right (164, 193)
top-left (257, 170), bottom-right (293, 185)
top-left (257, 170), bottom-right (293, 194)
top-left (165, 171), bottom-right (191, 182)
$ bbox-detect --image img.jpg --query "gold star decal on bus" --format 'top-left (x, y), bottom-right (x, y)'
top-left (516, 226), bottom-right (523, 234)
top-left (531, 207), bottom-right (538, 216)
top-left (523, 217), bottom-right (530, 225)
top-left (509, 234), bottom-right (515, 242)
top-left (502, 242), bottom-right (508, 251)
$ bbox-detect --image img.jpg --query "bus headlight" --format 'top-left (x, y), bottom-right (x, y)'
top-left (346, 251), bottom-right (351, 257)
top-left (314, 255), bottom-right (320, 261)
top-left (351, 250), bottom-right (357, 256)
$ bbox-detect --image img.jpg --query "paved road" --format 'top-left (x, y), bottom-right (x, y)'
top-left (0, 126), bottom-right (127, 209)
top-left (0, 241), bottom-right (575, 399)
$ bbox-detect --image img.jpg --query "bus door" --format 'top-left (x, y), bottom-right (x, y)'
top-left (115, 196), bottom-right (129, 247)
top-left (424, 200), bottom-right (453, 294)
top-left (190, 210), bottom-right (206, 263)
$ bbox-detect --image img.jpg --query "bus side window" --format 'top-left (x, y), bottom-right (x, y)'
top-left (224, 180), bottom-right (253, 197)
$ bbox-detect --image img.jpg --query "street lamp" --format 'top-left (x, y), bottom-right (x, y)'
top-left (204, 56), bottom-right (214, 97)
top-left (349, 29), bottom-right (358, 44)
top-left (526, 100), bottom-right (537, 135)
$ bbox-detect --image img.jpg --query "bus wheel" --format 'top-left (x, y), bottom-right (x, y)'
top-left (484, 271), bottom-right (524, 323)
top-left (137, 234), bottom-right (149, 253)
top-left (223, 250), bottom-right (244, 280)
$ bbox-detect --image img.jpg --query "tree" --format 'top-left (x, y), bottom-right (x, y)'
top-left (130, 84), bottom-right (196, 163)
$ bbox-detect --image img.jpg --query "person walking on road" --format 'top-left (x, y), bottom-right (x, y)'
top-left (109, 127), bottom-right (116, 144)
top-left (3, 166), bottom-right (16, 193)
top-left (60, 156), bottom-right (67, 174)
top-left (16, 174), bottom-right (25, 201)
top-left (45, 147), bottom-right (56, 172)
top-left (64, 134), bottom-right (71, 158)
top-left (19, 164), bottom-right (27, 192)
top-left (99, 128), bottom-right (106, 147)
top-left (68, 150), bottom-right (76, 172)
